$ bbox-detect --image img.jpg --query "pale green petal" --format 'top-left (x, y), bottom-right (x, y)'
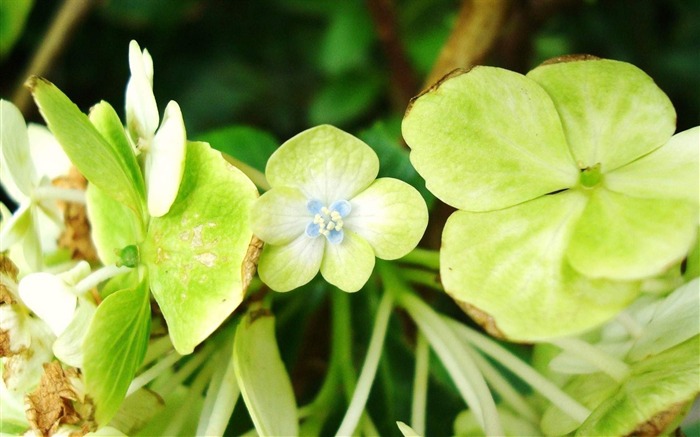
top-left (527, 58), bottom-right (676, 172)
top-left (605, 126), bottom-right (699, 204)
top-left (0, 99), bottom-right (36, 197)
top-left (250, 187), bottom-right (309, 245)
top-left (441, 191), bottom-right (640, 341)
top-left (402, 67), bottom-right (578, 212)
top-left (18, 272), bottom-right (77, 336)
top-left (0, 202), bottom-right (31, 251)
top-left (566, 188), bottom-right (697, 281)
top-left (146, 101), bottom-right (186, 217)
top-left (258, 234), bottom-right (324, 292)
top-left (320, 230), bottom-right (375, 292)
top-left (266, 125), bottom-right (379, 204)
top-left (344, 178), bottom-right (428, 260)
top-left (126, 40), bottom-right (159, 141)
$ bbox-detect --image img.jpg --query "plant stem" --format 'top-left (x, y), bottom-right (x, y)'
top-left (403, 268), bottom-right (442, 291)
top-left (74, 264), bottom-right (131, 294)
top-left (549, 338), bottom-right (631, 383)
top-left (447, 320), bottom-right (591, 424)
top-left (335, 291), bottom-right (394, 436)
top-left (34, 186), bottom-right (86, 204)
top-left (411, 333), bottom-right (429, 435)
top-left (400, 248), bottom-right (440, 271)
top-left (127, 350), bottom-right (183, 396)
top-left (164, 354), bottom-right (217, 436)
top-left (141, 335), bottom-right (174, 370)
top-left (197, 344), bottom-right (240, 436)
top-left (616, 311), bottom-right (644, 339)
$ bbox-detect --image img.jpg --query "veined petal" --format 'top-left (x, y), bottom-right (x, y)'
top-left (527, 58), bottom-right (676, 172)
top-left (402, 67), bottom-right (579, 212)
top-left (566, 188), bottom-right (697, 281)
top-left (27, 123), bottom-right (71, 180)
top-left (0, 100), bottom-right (36, 198)
top-left (251, 187), bottom-right (310, 245)
top-left (605, 126), bottom-right (700, 204)
top-left (320, 229), bottom-right (375, 292)
top-left (18, 272), bottom-right (77, 337)
top-left (125, 40), bottom-right (159, 142)
top-left (266, 125), bottom-right (379, 203)
top-left (145, 101), bottom-right (187, 217)
top-left (345, 178), bottom-right (428, 260)
top-left (258, 233), bottom-right (324, 292)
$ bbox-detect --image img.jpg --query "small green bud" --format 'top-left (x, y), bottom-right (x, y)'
top-left (117, 245), bottom-right (140, 268)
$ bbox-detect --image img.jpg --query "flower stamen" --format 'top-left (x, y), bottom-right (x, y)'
top-left (305, 199), bottom-right (351, 244)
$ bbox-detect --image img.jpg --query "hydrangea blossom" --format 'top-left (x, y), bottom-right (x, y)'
top-left (125, 40), bottom-right (186, 217)
top-left (402, 57), bottom-right (699, 340)
top-left (0, 100), bottom-right (74, 271)
top-left (251, 125), bottom-right (428, 292)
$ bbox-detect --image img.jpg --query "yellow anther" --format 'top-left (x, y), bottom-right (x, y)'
top-left (321, 207), bottom-right (330, 215)
top-left (330, 211), bottom-right (341, 221)
top-left (326, 222), bottom-right (335, 230)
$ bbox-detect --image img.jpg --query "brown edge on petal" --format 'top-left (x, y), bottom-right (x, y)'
top-left (538, 53), bottom-right (602, 67)
top-left (626, 401), bottom-right (687, 437)
top-left (26, 361), bottom-right (83, 436)
top-left (447, 292), bottom-right (508, 340)
top-left (0, 253), bottom-right (19, 305)
top-left (404, 67), bottom-right (476, 118)
top-left (241, 236), bottom-right (263, 293)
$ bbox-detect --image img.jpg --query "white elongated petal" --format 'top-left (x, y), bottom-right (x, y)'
top-left (53, 300), bottom-right (97, 368)
top-left (126, 40), bottom-right (159, 142)
top-left (251, 187), bottom-right (310, 245)
top-left (258, 233), bottom-right (324, 292)
top-left (345, 178), bottom-right (428, 260)
top-left (0, 202), bottom-right (32, 251)
top-left (320, 229), bottom-right (375, 292)
top-left (18, 272), bottom-right (77, 336)
top-left (27, 123), bottom-right (72, 180)
top-left (145, 101), bottom-right (187, 217)
top-left (0, 99), bottom-right (36, 198)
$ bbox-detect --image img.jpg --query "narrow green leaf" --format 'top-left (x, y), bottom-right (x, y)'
top-left (233, 310), bottom-right (298, 436)
top-left (27, 77), bottom-right (142, 213)
top-left (82, 272), bottom-right (151, 426)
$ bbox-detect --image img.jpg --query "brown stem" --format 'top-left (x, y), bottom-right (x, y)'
top-left (423, 0), bottom-right (511, 88)
top-left (366, 0), bottom-right (419, 110)
top-left (12, 0), bottom-right (96, 115)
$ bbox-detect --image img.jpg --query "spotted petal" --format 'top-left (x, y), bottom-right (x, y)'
top-left (266, 125), bottom-right (379, 204)
top-left (345, 178), bottom-right (428, 260)
top-left (251, 186), bottom-right (310, 245)
top-left (320, 229), bottom-right (375, 292)
top-left (258, 233), bottom-right (325, 292)
top-left (527, 58), bottom-right (676, 172)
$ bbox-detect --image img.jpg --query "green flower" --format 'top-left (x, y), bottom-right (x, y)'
top-left (402, 57), bottom-right (699, 340)
top-left (251, 125), bottom-right (428, 292)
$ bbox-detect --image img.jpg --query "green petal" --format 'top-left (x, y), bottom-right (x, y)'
top-left (441, 191), bottom-right (639, 341)
top-left (0, 100), bottom-right (36, 197)
top-left (266, 125), bottom-right (379, 204)
top-left (566, 188), bottom-right (697, 281)
top-left (402, 67), bottom-right (578, 212)
top-left (250, 187), bottom-right (309, 245)
top-left (320, 229), bottom-right (375, 292)
top-left (605, 126), bottom-right (699, 204)
top-left (345, 178), bottom-right (428, 260)
top-left (527, 58), bottom-right (676, 172)
top-left (257, 234), bottom-right (324, 292)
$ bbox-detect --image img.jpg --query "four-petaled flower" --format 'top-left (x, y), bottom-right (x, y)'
top-left (125, 40), bottom-right (186, 217)
top-left (251, 125), bottom-right (428, 292)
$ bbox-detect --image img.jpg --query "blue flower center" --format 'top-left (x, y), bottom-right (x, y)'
top-left (305, 199), bottom-right (351, 245)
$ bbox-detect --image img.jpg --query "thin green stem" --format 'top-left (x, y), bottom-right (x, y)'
top-left (403, 268), bottom-right (442, 291)
top-left (33, 186), bottom-right (86, 204)
top-left (141, 335), bottom-right (174, 369)
top-left (152, 342), bottom-right (215, 398)
top-left (335, 291), bottom-right (394, 437)
top-left (400, 247), bottom-right (440, 271)
top-left (127, 350), bottom-right (183, 396)
top-left (74, 264), bottom-right (131, 294)
top-left (197, 345), bottom-right (240, 436)
top-left (446, 320), bottom-right (591, 424)
top-left (164, 354), bottom-right (217, 436)
top-left (616, 311), bottom-right (644, 339)
top-left (549, 338), bottom-right (631, 383)
top-left (411, 333), bottom-right (429, 435)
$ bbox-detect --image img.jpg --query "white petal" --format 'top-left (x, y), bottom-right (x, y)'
top-left (0, 99), bottom-right (36, 198)
top-left (146, 101), bottom-right (187, 217)
top-left (0, 202), bottom-right (32, 251)
top-left (258, 233), bottom-right (324, 292)
top-left (27, 123), bottom-right (71, 180)
top-left (126, 40), bottom-right (159, 142)
top-left (18, 272), bottom-right (77, 336)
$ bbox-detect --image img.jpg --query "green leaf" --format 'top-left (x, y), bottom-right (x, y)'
top-left (27, 77), bottom-right (143, 213)
top-left (441, 191), bottom-right (640, 341)
top-left (0, 0), bottom-right (33, 59)
top-left (86, 184), bottom-right (143, 265)
top-left (142, 141), bottom-right (258, 354)
top-left (233, 310), bottom-right (299, 436)
top-left (402, 66), bottom-right (579, 212)
top-left (308, 72), bottom-right (383, 126)
top-left (197, 125), bottom-right (278, 173)
top-left (319, 1), bottom-right (373, 75)
top-left (82, 273), bottom-right (151, 426)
